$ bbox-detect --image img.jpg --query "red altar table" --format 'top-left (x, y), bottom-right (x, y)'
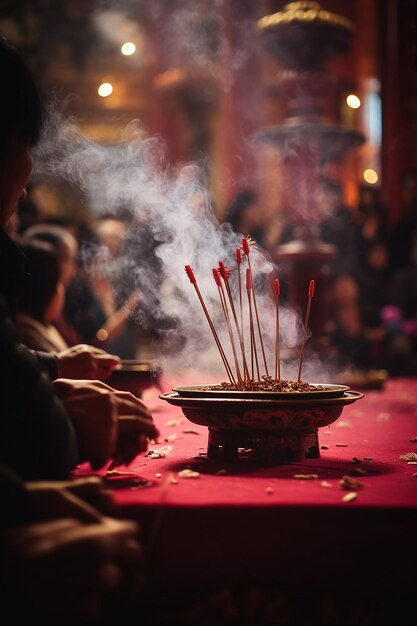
top-left (76, 376), bottom-right (417, 597)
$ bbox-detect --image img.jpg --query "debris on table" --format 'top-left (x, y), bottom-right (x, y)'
top-left (354, 467), bottom-right (367, 475)
top-left (178, 469), bottom-right (200, 479)
top-left (293, 473), bottom-right (319, 480)
top-left (166, 417), bottom-right (184, 427)
top-left (164, 433), bottom-right (179, 443)
top-left (146, 445), bottom-right (172, 459)
top-left (321, 481), bottom-right (332, 488)
top-left (336, 420), bottom-right (353, 428)
top-left (266, 487), bottom-right (274, 495)
top-left (342, 491), bottom-right (358, 503)
top-left (340, 475), bottom-right (364, 490)
top-left (400, 452), bottom-right (417, 462)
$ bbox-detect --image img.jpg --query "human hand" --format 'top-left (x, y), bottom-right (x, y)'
top-left (95, 292), bottom-right (141, 345)
top-left (2, 516), bottom-right (142, 624)
top-left (53, 379), bottom-right (159, 470)
top-left (25, 476), bottom-right (117, 520)
top-left (56, 344), bottom-right (121, 380)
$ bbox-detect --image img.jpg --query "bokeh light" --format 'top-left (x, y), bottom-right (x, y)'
top-left (98, 82), bottom-right (113, 97)
top-left (121, 42), bottom-right (136, 56)
top-left (363, 168), bottom-right (378, 184)
top-left (346, 94), bottom-right (361, 109)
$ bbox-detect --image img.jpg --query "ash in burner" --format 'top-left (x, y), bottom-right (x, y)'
top-left (203, 376), bottom-right (329, 393)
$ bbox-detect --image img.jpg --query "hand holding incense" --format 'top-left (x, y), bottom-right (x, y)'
top-left (297, 279), bottom-right (315, 382)
top-left (274, 278), bottom-right (281, 380)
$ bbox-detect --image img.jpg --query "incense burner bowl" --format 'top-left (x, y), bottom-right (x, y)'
top-left (160, 384), bottom-right (363, 463)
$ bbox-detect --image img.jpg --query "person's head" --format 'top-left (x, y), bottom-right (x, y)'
top-left (17, 240), bottom-right (63, 323)
top-left (0, 38), bottom-right (43, 230)
top-left (317, 178), bottom-right (343, 218)
top-left (224, 189), bottom-right (261, 235)
top-left (95, 216), bottom-right (127, 257)
top-left (23, 224), bottom-right (78, 287)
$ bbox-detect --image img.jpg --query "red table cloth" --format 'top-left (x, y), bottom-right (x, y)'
top-left (75, 376), bottom-right (417, 592)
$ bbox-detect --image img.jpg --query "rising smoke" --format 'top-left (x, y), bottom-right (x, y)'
top-left (31, 0), bottom-right (330, 382)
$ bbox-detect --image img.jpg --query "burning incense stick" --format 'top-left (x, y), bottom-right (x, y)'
top-left (218, 260), bottom-right (250, 381)
top-left (242, 237), bottom-right (269, 377)
top-left (213, 268), bottom-right (242, 384)
top-left (274, 278), bottom-right (281, 380)
top-left (236, 247), bottom-right (243, 331)
top-left (185, 265), bottom-right (236, 386)
top-left (297, 279), bottom-right (315, 382)
top-left (246, 268), bottom-right (260, 381)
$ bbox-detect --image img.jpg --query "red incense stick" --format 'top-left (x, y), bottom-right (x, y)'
top-left (185, 265), bottom-right (236, 385)
top-left (297, 279), bottom-right (315, 382)
top-left (246, 268), bottom-right (260, 381)
top-left (274, 278), bottom-right (281, 380)
top-left (242, 237), bottom-right (269, 377)
top-left (218, 260), bottom-right (250, 381)
top-left (235, 247), bottom-right (248, 379)
top-left (213, 268), bottom-right (242, 384)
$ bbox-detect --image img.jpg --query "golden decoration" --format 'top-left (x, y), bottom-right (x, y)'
top-left (257, 1), bottom-right (354, 33)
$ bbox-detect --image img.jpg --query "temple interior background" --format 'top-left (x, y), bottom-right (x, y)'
top-left (1, 0), bottom-right (415, 224)
top-left (1, 0), bottom-right (417, 373)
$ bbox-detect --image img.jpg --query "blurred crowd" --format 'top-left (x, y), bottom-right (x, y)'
top-left (6, 190), bottom-right (177, 363)
top-left (223, 171), bottom-right (417, 376)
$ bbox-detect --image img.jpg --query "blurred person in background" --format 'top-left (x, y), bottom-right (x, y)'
top-left (15, 239), bottom-right (68, 352)
top-left (384, 229), bottom-right (417, 375)
top-left (356, 184), bottom-right (388, 244)
top-left (22, 222), bottom-right (81, 345)
top-left (223, 188), bottom-right (266, 243)
top-left (64, 214), bottom-right (140, 357)
top-left (325, 273), bottom-right (387, 371)
top-left (389, 169), bottom-right (417, 271)
top-left (317, 177), bottom-right (361, 278)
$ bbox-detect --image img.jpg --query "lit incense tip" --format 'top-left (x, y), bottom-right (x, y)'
top-left (308, 279), bottom-right (315, 298)
top-left (246, 268), bottom-right (252, 290)
top-left (218, 260), bottom-right (226, 278)
top-left (242, 237), bottom-right (250, 255)
top-left (235, 247), bottom-right (242, 265)
top-left (274, 278), bottom-right (280, 296)
top-left (218, 261), bottom-right (233, 281)
top-left (212, 268), bottom-right (222, 286)
top-left (185, 265), bottom-right (196, 284)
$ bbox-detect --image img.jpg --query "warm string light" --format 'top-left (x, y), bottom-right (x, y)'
top-left (185, 244), bottom-right (315, 389)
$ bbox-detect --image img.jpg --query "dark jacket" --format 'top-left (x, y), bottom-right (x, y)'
top-left (0, 228), bottom-right (78, 480)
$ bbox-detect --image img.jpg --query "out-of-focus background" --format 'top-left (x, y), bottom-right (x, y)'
top-left (2, 0), bottom-right (417, 379)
